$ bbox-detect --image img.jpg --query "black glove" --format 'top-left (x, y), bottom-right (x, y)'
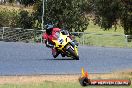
top-left (45, 40), bottom-right (54, 48)
top-left (61, 30), bottom-right (69, 35)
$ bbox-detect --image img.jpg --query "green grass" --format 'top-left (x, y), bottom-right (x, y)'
top-left (86, 21), bottom-right (124, 34)
top-left (0, 81), bottom-right (131, 88)
top-left (76, 21), bottom-right (132, 48)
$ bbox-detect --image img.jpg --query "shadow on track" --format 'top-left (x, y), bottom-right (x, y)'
top-left (42, 58), bottom-right (75, 61)
top-left (53, 58), bottom-right (75, 60)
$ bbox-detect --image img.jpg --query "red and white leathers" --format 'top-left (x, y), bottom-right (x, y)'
top-left (43, 28), bottom-right (61, 41)
top-left (43, 28), bottom-right (78, 58)
top-left (43, 28), bottom-right (61, 58)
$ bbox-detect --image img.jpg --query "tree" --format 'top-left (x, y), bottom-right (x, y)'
top-left (0, 9), bottom-right (19, 27)
top-left (89, 0), bottom-right (132, 34)
top-left (8, 0), bottom-right (15, 3)
top-left (19, 0), bottom-right (35, 6)
top-left (120, 0), bottom-right (132, 35)
top-left (33, 0), bottom-right (89, 32)
top-left (93, 0), bottom-right (121, 30)
top-left (18, 10), bottom-right (33, 29)
top-left (18, 0), bottom-right (89, 32)
top-left (13, 0), bottom-right (132, 35)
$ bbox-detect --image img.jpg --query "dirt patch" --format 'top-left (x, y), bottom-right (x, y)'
top-left (0, 75), bottom-right (79, 84)
top-left (0, 71), bottom-right (131, 84)
top-left (0, 5), bottom-right (33, 12)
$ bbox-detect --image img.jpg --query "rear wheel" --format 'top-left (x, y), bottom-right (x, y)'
top-left (61, 53), bottom-right (65, 57)
top-left (52, 49), bottom-right (60, 58)
top-left (67, 47), bottom-right (79, 60)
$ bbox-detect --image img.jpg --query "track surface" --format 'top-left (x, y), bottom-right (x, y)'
top-left (0, 41), bottom-right (132, 75)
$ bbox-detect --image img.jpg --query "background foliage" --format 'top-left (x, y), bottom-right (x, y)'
top-left (0, 0), bottom-right (132, 34)
top-left (32, 0), bottom-right (89, 32)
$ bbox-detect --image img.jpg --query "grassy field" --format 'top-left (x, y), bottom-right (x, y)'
top-left (76, 21), bottom-right (132, 48)
top-left (0, 79), bottom-right (131, 88)
top-left (0, 82), bottom-right (131, 88)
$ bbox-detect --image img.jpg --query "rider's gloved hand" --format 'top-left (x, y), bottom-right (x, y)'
top-left (45, 40), bottom-right (55, 48)
top-left (61, 30), bottom-right (69, 35)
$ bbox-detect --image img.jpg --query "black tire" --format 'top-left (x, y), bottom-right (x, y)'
top-left (67, 47), bottom-right (79, 60)
top-left (61, 53), bottom-right (66, 57)
top-left (79, 77), bottom-right (91, 86)
top-left (52, 50), bottom-right (60, 58)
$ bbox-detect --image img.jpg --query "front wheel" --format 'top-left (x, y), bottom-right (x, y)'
top-left (67, 47), bottom-right (79, 60)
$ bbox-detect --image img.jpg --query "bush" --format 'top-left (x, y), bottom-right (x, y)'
top-left (18, 10), bottom-right (33, 29)
top-left (0, 8), bottom-right (33, 29)
top-left (0, 9), bottom-right (19, 27)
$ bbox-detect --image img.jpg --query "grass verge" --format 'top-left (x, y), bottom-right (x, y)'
top-left (0, 71), bottom-right (131, 88)
top-left (0, 80), bottom-right (131, 88)
top-left (76, 21), bottom-right (132, 48)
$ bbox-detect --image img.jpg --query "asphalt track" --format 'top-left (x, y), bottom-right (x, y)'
top-left (0, 41), bottom-right (132, 76)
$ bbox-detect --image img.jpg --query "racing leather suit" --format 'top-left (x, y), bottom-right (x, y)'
top-left (43, 28), bottom-right (61, 58)
top-left (43, 28), bottom-right (78, 58)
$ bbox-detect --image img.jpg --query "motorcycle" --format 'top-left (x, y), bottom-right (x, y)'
top-left (52, 31), bottom-right (79, 60)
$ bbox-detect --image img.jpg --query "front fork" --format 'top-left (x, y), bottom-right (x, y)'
top-left (64, 42), bottom-right (78, 56)
top-left (70, 42), bottom-right (78, 56)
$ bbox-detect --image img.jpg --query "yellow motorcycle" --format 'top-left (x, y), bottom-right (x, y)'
top-left (52, 32), bottom-right (79, 60)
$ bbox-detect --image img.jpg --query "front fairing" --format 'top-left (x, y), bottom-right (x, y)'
top-left (52, 32), bottom-right (71, 49)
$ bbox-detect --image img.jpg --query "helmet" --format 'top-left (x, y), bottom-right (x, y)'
top-left (46, 24), bottom-right (53, 35)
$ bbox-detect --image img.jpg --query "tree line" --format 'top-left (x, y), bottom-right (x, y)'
top-left (0, 9), bottom-right (33, 29)
top-left (0, 0), bottom-right (132, 35)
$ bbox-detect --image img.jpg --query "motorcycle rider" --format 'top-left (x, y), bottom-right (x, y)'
top-left (43, 24), bottom-right (78, 58)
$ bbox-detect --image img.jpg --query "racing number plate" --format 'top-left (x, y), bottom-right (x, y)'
top-left (58, 38), bottom-right (63, 44)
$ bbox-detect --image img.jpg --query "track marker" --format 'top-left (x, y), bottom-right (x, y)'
top-left (79, 68), bottom-right (131, 86)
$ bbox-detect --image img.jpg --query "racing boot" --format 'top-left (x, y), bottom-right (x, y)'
top-left (73, 40), bottom-right (79, 46)
top-left (52, 48), bottom-right (60, 58)
top-left (61, 53), bottom-right (65, 57)
top-left (71, 40), bottom-right (79, 47)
